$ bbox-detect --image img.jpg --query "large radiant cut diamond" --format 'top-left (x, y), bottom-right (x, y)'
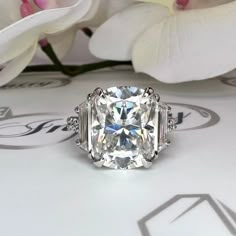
top-left (89, 86), bottom-right (159, 169)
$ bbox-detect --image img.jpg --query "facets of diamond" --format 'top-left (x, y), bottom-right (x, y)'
top-left (158, 102), bottom-right (169, 152)
top-left (89, 86), bottom-right (158, 169)
top-left (78, 101), bottom-right (88, 152)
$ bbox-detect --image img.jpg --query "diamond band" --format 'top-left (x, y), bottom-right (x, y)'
top-left (67, 86), bottom-right (176, 169)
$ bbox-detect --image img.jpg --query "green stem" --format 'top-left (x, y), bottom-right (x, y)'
top-left (82, 28), bottom-right (93, 38)
top-left (23, 61), bottom-right (132, 75)
top-left (69, 61), bottom-right (132, 75)
top-left (40, 43), bottom-right (70, 75)
top-left (24, 65), bottom-right (80, 73)
top-left (40, 42), bottom-right (132, 77)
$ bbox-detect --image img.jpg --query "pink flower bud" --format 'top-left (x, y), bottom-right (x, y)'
top-left (176, 0), bottom-right (189, 8)
top-left (33, 0), bottom-right (57, 9)
top-left (33, 0), bottom-right (47, 9)
top-left (20, 2), bottom-right (34, 17)
top-left (39, 38), bottom-right (49, 47)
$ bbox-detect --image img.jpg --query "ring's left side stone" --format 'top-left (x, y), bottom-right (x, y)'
top-left (78, 102), bottom-right (89, 152)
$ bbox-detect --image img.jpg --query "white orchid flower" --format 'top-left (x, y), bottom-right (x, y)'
top-left (87, 0), bottom-right (136, 27)
top-left (90, 0), bottom-right (236, 83)
top-left (0, 0), bottom-right (136, 87)
top-left (0, 0), bottom-right (95, 86)
top-left (177, 0), bottom-right (233, 9)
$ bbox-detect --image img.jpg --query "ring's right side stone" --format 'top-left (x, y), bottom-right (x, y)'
top-left (158, 102), bottom-right (170, 152)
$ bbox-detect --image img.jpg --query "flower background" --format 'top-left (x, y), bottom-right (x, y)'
top-left (33, 31), bottom-right (97, 65)
top-left (1, 0), bottom-right (236, 86)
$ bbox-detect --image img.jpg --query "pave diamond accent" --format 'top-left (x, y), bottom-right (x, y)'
top-left (89, 86), bottom-right (158, 169)
top-left (67, 116), bottom-right (79, 132)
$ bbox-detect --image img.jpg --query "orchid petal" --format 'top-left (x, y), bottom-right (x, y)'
top-left (0, 0), bottom-right (21, 29)
top-left (105, 0), bottom-right (135, 17)
top-left (185, 0), bottom-right (233, 10)
top-left (0, 43), bottom-right (37, 87)
top-left (36, 27), bottom-right (76, 60)
top-left (44, 0), bottom-right (94, 33)
top-left (0, 0), bottom-right (92, 64)
top-left (85, 0), bottom-right (135, 27)
top-left (47, 27), bottom-right (77, 59)
top-left (78, 0), bottom-right (101, 27)
top-left (133, 1), bottom-right (236, 83)
top-left (137, 0), bottom-right (175, 12)
top-left (90, 3), bottom-right (170, 60)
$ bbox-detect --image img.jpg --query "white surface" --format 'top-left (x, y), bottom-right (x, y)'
top-left (0, 70), bottom-right (236, 236)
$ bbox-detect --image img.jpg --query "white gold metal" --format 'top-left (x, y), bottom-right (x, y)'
top-left (142, 159), bottom-right (153, 169)
top-left (143, 87), bottom-right (154, 97)
top-left (74, 106), bottom-right (80, 114)
top-left (93, 87), bottom-right (104, 96)
top-left (67, 116), bottom-right (79, 132)
top-left (93, 158), bottom-right (106, 168)
top-left (87, 93), bottom-right (93, 102)
top-left (67, 86), bottom-right (176, 169)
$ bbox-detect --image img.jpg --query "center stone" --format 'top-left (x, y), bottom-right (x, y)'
top-left (90, 86), bottom-right (158, 169)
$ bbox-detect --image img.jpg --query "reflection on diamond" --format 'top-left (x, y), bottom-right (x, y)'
top-left (90, 86), bottom-right (158, 169)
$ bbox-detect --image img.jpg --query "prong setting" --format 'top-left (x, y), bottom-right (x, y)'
top-left (143, 87), bottom-right (154, 97)
top-left (87, 93), bottom-right (94, 102)
top-left (154, 151), bottom-right (159, 160)
top-left (75, 139), bottom-right (81, 146)
top-left (155, 93), bottom-right (160, 102)
top-left (142, 159), bottom-right (153, 169)
top-left (93, 158), bottom-right (105, 168)
top-left (74, 106), bottom-right (80, 114)
top-left (93, 87), bottom-right (104, 96)
top-left (158, 140), bottom-right (171, 152)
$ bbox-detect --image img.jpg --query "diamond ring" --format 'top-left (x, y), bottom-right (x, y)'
top-left (67, 86), bottom-right (176, 169)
